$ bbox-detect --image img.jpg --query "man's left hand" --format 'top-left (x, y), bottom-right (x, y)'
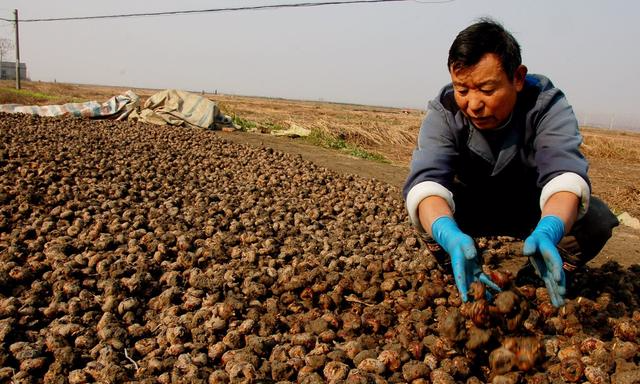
top-left (523, 215), bottom-right (566, 307)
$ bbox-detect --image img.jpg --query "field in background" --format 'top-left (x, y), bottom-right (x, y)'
top-left (2, 80), bottom-right (639, 218)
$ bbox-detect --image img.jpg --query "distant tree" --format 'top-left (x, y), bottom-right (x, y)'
top-left (0, 38), bottom-right (13, 61)
top-left (0, 38), bottom-right (13, 79)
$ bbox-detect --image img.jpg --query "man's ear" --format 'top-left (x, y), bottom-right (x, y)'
top-left (514, 65), bottom-right (528, 92)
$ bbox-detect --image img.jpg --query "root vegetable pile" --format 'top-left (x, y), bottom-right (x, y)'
top-left (1, 114), bottom-right (639, 384)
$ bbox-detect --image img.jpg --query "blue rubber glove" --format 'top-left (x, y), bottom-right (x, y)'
top-left (431, 216), bottom-right (501, 302)
top-left (523, 215), bottom-right (567, 307)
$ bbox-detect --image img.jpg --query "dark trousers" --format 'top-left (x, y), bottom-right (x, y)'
top-left (450, 185), bottom-right (619, 265)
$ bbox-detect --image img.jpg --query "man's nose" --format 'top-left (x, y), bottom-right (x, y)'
top-left (468, 95), bottom-right (484, 114)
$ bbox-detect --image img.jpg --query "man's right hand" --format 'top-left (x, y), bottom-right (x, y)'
top-left (431, 216), bottom-right (501, 301)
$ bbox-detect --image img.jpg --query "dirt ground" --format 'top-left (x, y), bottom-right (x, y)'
top-left (217, 130), bottom-right (640, 270)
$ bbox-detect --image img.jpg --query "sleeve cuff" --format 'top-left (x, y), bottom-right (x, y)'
top-left (540, 172), bottom-right (591, 219)
top-left (406, 181), bottom-right (455, 232)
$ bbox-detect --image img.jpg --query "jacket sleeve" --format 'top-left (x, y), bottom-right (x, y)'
top-left (531, 87), bottom-right (591, 217)
top-left (403, 97), bottom-right (460, 229)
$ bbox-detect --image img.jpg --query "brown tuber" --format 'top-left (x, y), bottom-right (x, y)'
top-left (0, 114), bottom-right (639, 383)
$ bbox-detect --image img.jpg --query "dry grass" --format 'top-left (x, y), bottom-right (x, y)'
top-left (210, 93), bottom-right (423, 163)
top-left (0, 80), bottom-right (156, 106)
top-left (0, 86), bottom-right (66, 105)
top-left (581, 127), bottom-right (640, 162)
top-left (578, 128), bottom-right (640, 217)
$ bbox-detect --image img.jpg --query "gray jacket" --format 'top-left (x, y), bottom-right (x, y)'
top-left (403, 74), bottom-right (590, 229)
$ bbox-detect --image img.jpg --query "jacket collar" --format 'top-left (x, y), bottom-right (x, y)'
top-left (466, 113), bottom-right (519, 176)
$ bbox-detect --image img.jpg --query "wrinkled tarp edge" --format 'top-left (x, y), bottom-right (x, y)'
top-left (0, 89), bottom-right (236, 130)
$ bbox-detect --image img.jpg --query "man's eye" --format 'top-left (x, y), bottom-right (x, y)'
top-left (481, 89), bottom-right (494, 95)
top-left (456, 89), bottom-right (468, 96)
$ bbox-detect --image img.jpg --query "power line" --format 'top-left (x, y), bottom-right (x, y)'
top-left (0, 0), bottom-right (454, 23)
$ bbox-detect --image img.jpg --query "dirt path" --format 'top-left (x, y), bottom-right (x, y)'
top-left (219, 131), bottom-right (409, 192)
top-left (218, 130), bottom-right (640, 268)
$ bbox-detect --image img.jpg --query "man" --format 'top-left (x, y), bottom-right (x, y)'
top-left (403, 19), bottom-right (618, 307)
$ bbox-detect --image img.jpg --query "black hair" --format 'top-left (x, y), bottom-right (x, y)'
top-left (448, 18), bottom-right (521, 79)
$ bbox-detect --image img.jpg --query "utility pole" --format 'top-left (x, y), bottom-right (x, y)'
top-left (14, 9), bottom-right (20, 90)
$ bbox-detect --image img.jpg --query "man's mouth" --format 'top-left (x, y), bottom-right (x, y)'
top-left (471, 116), bottom-right (492, 125)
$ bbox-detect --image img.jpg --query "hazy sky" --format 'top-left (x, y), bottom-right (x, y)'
top-left (1, 0), bottom-right (639, 130)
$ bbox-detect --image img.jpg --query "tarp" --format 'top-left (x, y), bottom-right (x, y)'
top-left (270, 123), bottom-right (311, 137)
top-left (0, 89), bottom-right (236, 130)
top-left (128, 89), bottom-right (232, 129)
top-left (618, 212), bottom-right (640, 229)
top-left (0, 90), bottom-right (139, 120)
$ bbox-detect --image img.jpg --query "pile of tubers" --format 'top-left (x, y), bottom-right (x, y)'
top-left (0, 113), bottom-right (639, 383)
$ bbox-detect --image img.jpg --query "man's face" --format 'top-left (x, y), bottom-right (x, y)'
top-left (450, 53), bottom-right (526, 130)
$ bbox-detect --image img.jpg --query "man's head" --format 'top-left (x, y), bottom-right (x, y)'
top-left (447, 19), bottom-right (527, 130)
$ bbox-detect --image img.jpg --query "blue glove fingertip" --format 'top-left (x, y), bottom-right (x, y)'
top-left (478, 274), bottom-right (501, 293)
top-left (551, 290), bottom-right (565, 307)
top-left (551, 294), bottom-right (564, 308)
top-left (522, 237), bottom-right (536, 256)
top-left (553, 266), bottom-right (562, 283)
top-left (543, 275), bottom-right (565, 308)
top-left (462, 243), bottom-right (477, 260)
top-left (451, 250), bottom-right (469, 302)
top-left (454, 277), bottom-right (468, 302)
top-left (529, 256), bottom-right (545, 278)
top-left (558, 270), bottom-right (567, 296)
